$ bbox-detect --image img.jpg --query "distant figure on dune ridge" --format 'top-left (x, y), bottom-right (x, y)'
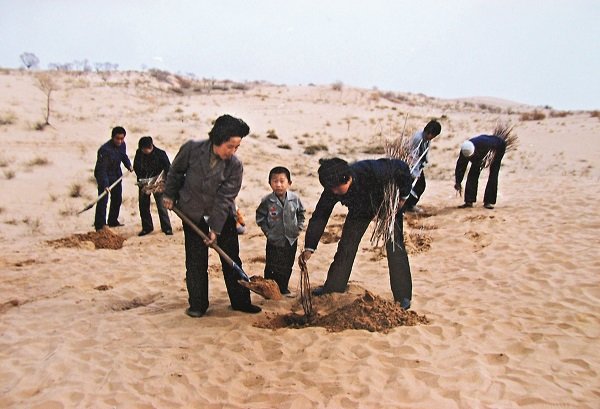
top-left (162, 114), bottom-right (261, 318)
top-left (256, 166), bottom-right (306, 296)
top-left (93, 126), bottom-right (132, 231)
top-left (133, 136), bottom-right (172, 236)
top-left (403, 120), bottom-right (442, 213)
top-left (454, 130), bottom-right (510, 210)
top-left (298, 157), bottom-right (413, 310)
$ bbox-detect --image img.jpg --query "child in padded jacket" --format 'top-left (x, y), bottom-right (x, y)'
top-left (256, 166), bottom-right (306, 295)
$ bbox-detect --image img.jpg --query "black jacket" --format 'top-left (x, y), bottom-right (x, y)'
top-left (304, 159), bottom-right (411, 251)
top-left (133, 146), bottom-right (170, 181)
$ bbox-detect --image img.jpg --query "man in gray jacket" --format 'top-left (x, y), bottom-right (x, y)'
top-left (163, 114), bottom-right (261, 317)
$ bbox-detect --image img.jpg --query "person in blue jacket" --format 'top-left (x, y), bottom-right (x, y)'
top-left (454, 134), bottom-right (506, 209)
top-left (94, 126), bottom-right (132, 231)
top-left (298, 157), bottom-right (413, 310)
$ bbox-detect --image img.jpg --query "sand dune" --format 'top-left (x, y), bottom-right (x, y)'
top-left (1, 69), bottom-right (599, 408)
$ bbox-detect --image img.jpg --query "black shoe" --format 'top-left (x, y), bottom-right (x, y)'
top-left (138, 229), bottom-right (153, 237)
top-left (108, 222), bottom-right (125, 227)
top-left (164, 230), bottom-right (173, 235)
top-left (458, 202), bottom-right (473, 209)
top-left (397, 298), bottom-right (411, 310)
top-left (483, 203), bottom-right (495, 209)
top-left (232, 304), bottom-right (262, 314)
top-left (312, 286), bottom-right (327, 296)
top-left (185, 308), bottom-right (205, 318)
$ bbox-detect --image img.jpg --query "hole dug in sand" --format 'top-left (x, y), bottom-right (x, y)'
top-left (257, 285), bottom-right (429, 333)
top-left (48, 228), bottom-right (126, 250)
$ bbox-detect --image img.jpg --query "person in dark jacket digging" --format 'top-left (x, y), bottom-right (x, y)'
top-left (298, 157), bottom-right (414, 310)
top-left (162, 114), bottom-right (261, 317)
top-left (133, 136), bottom-right (172, 236)
top-left (93, 126), bottom-right (132, 231)
top-left (454, 134), bottom-right (506, 209)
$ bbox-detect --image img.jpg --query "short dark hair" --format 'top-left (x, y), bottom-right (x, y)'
top-left (269, 166), bottom-right (291, 183)
top-left (424, 120), bottom-right (441, 136)
top-left (208, 114), bottom-right (250, 145)
top-left (111, 126), bottom-right (126, 138)
top-left (138, 136), bottom-right (153, 149)
top-left (318, 157), bottom-right (351, 189)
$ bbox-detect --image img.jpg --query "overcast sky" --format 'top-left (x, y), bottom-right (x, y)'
top-left (1, 0), bottom-right (598, 110)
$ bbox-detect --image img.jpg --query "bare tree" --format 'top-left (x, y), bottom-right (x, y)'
top-left (20, 52), bottom-right (40, 69)
top-left (35, 73), bottom-right (55, 128)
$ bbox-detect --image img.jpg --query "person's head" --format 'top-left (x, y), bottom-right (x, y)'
top-left (423, 120), bottom-right (442, 141)
top-left (111, 126), bottom-right (126, 147)
top-left (268, 166), bottom-right (292, 197)
top-left (461, 140), bottom-right (475, 157)
top-left (138, 136), bottom-right (154, 155)
top-left (318, 158), bottom-right (353, 195)
top-left (209, 114), bottom-right (249, 160)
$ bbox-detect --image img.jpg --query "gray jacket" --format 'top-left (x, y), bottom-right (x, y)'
top-left (256, 191), bottom-right (305, 247)
top-left (164, 139), bottom-right (242, 234)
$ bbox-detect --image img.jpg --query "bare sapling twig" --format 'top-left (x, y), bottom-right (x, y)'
top-left (299, 261), bottom-right (314, 318)
top-left (481, 122), bottom-right (519, 169)
top-left (371, 114), bottom-right (417, 248)
top-left (35, 73), bottom-right (55, 128)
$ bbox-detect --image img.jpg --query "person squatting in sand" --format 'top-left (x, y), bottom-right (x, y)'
top-left (133, 136), bottom-right (172, 236)
top-left (93, 126), bottom-right (133, 231)
top-left (403, 120), bottom-right (442, 213)
top-left (454, 134), bottom-right (506, 210)
top-left (162, 114), bottom-right (262, 317)
top-left (256, 166), bottom-right (306, 296)
top-left (298, 157), bottom-right (414, 310)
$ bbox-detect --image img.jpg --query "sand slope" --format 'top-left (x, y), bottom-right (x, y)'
top-left (1, 69), bottom-right (599, 408)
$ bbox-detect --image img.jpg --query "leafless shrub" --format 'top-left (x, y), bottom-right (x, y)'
top-left (520, 110), bottom-right (545, 121)
top-left (20, 52), bottom-right (40, 69)
top-left (35, 73), bottom-right (56, 127)
top-left (549, 110), bottom-right (571, 118)
top-left (175, 75), bottom-right (192, 89)
top-left (69, 183), bottom-right (83, 198)
top-left (149, 69), bottom-right (170, 83)
top-left (277, 144), bottom-right (292, 150)
top-left (231, 82), bottom-right (250, 91)
top-left (362, 144), bottom-right (385, 155)
top-left (0, 111), bottom-right (16, 125)
top-left (266, 129), bottom-right (278, 139)
top-left (304, 144), bottom-right (328, 155)
top-left (4, 170), bottom-right (15, 179)
top-left (331, 81), bottom-right (343, 91)
top-left (27, 156), bottom-right (51, 167)
top-left (590, 110), bottom-right (600, 118)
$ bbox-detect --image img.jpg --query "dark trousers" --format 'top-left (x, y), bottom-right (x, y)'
top-left (404, 171), bottom-right (426, 208)
top-left (182, 215), bottom-right (252, 313)
top-left (264, 240), bottom-right (297, 293)
top-left (323, 213), bottom-right (412, 303)
top-left (138, 189), bottom-right (171, 232)
top-left (94, 178), bottom-right (122, 230)
top-left (465, 148), bottom-right (505, 205)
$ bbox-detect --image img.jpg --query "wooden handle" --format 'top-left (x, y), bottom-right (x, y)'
top-left (172, 207), bottom-right (235, 267)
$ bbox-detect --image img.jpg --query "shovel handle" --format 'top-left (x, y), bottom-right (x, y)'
top-left (172, 207), bottom-right (249, 281)
top-left (78, 175), bottom-right (124, 214)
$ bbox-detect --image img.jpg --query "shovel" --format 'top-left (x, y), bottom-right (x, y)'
top-left (172, 207), bottom-right (282, 300)
top-left (78, 175), bottom-right (124, 214)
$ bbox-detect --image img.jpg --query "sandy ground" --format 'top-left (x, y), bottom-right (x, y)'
top-left (1, 69), bottom-right (599, 408)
